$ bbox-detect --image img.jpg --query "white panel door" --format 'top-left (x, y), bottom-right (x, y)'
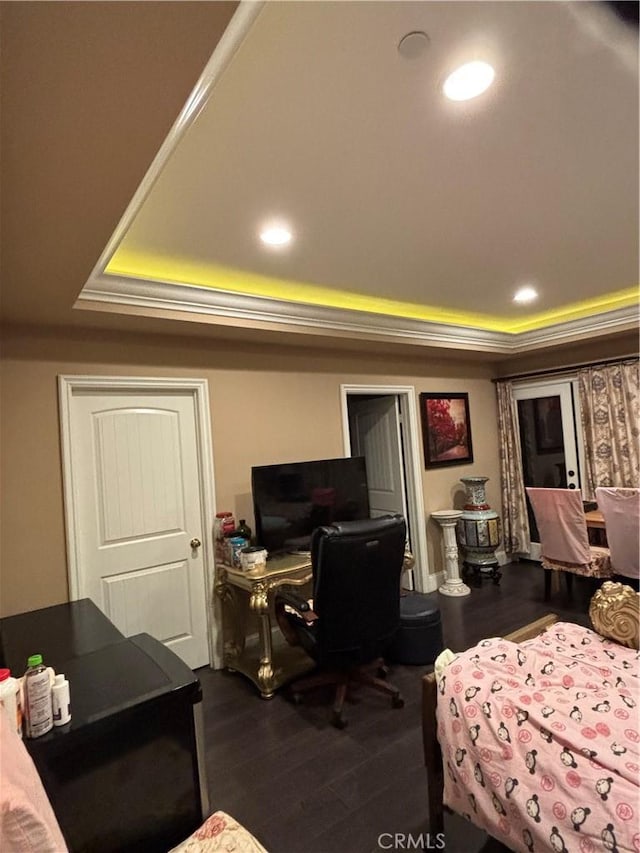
top-left (68, 390), bottom-right (209, 668)
top-left (349, 395), bottom-right (408, 519)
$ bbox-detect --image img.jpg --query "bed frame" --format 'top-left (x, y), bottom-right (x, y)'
top-left (421, 580), bottom-right (639, 834)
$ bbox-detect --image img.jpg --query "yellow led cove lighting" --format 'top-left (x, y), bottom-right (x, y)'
top-left (506, 288), bottom-right (639, 333)
top-left (105, 250), bottom-right (639, 334)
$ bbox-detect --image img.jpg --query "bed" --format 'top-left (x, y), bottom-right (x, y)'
top-left (422, 582), bottom-right (639, 853)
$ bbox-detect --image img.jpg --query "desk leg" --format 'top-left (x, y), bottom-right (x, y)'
top-left (250, 582), bottom-right (275, 699)
top-left (215, 573), bottom-right (246, 669)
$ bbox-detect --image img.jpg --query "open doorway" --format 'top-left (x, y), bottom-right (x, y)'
top-left (340, 385), bottom-right (431, 592)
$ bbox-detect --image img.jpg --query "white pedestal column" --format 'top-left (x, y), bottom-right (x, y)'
top-left (432, 509), bottom-right (470, 597)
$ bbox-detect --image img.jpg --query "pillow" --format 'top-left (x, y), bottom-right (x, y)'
top-left (169, 811), bottom-right (268, 853)
top-left (0, 713), bottom-right (68, 853)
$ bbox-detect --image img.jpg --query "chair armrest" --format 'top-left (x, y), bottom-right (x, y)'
top-left (275, 588), bottom-right (310, 612)
top-left (275, 588), bottom-right (318, 647)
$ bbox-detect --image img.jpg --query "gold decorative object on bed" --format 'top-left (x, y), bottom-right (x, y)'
top-left (589, 580), bottom-right (640, 649)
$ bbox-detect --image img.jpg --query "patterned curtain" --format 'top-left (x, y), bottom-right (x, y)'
top-left (496, 380), bottom-right (530, 555)
top-left (578, 359), bottom-right (640, 499)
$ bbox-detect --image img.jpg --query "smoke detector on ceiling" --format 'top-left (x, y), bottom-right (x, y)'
top-left (398, 31), bottom-right (430, 60)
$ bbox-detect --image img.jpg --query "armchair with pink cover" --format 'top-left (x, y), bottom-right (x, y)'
top-left (526, 487), bottom-right (611, 600)
top-left (595, 486), bottom-right (640, 586)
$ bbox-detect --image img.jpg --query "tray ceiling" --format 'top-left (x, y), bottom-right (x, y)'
top-left (78, 0), bottom-right (639, 354)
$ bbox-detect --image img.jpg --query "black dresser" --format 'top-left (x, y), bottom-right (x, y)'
top-left (0, 599), bottom-right (208, 853)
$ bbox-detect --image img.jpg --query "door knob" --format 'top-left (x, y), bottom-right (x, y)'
top-left (568, 484), bottom-right (576, 489)
top-left (190, 538), bottom-right (202, 549)
top-left (568, 470), bottom-right (575, 477)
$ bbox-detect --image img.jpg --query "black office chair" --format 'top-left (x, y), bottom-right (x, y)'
top-left (275, 514), bottom-right (407, 728)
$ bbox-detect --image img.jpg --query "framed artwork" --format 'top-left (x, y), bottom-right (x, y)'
top-left (533, 396), bottom-right (564, 454)
top-left (419, 392), bottom-right (474, 469)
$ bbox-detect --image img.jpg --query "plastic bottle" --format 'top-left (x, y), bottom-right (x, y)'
top-left (226, 534), bottom-right (248, 567)
top-left (52, 673), bottom-right (71, 726)
top-left (0, 668), bottom-right (22, 737)
top-left (23, 654), bottom-right (53, 738)
top-left (214, 512), bottom-right (236, 563)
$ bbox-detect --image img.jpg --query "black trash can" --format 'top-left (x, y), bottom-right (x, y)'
top-left (389, 593), bottom-right (443, 665)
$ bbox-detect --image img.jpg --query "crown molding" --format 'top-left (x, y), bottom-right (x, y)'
top-left (75, 273), bottom-right (639, 356)
top-left (511, 305), bottom-right (639, 350)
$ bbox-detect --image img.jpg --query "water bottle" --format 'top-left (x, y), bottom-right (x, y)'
top-left (24, 654), bottom-right (53, 738)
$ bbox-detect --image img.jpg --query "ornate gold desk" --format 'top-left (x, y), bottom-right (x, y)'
top-left (215, 553), bottom-right (314, 698)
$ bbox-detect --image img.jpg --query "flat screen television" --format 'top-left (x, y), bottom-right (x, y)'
top-left (252, 456), bottom-right (370, 556)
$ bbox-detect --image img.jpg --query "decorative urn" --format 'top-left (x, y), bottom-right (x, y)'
top-left (456, 476), bottom-right (502, 583)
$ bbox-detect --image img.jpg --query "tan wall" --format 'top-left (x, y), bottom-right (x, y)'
top-left (0, 325), bottom-right (501, 616)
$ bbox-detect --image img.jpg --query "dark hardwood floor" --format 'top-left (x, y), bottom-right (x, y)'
top-left (196, 561), bottom-right (599, 853)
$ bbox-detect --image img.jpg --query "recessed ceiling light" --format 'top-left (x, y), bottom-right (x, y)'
top-left (513, 286), bottom-right (539, 304)
top-left (443, 61), bottom-right (495, 101)
top-left (259, 225), bottom-right (292, 247)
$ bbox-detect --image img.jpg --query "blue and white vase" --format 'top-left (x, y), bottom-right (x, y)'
top-left (456, 476), bottom-right (501, 573)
